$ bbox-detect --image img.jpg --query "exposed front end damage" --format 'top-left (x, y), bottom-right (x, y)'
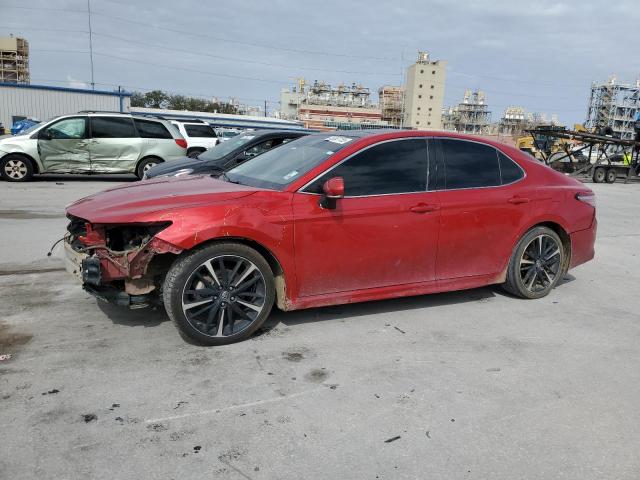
top-left (64, 215), bottom-right (182, 308)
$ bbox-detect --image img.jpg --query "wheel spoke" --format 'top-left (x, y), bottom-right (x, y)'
top-left (205, 300), bottom-right (222, 332)
top-left (228, 258), bottom-right (244, 285)
top-left (184, 298), bottom-right (213, 310)
top-left (203, 260), bottom-right (221, 286)
top-left (215, 308), bottom-right (226, 336)
top-left (233, 264), bottom-right (256, 287)
top-left (235, 275), bottom-right (260, 293)
top-left (544, 249), bottom-right (560, 262)
top-left (218, 258), bottom-right (228, 286)
top-left (236, 299), bottom-right (262, 312)
top-left (230, 302), bottom-right (254, 320)
top-left (186, 287), bottom-right (217, 297)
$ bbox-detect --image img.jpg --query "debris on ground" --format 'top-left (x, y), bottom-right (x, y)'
top-left (82, 414), bottom-right (97, 423)
top-left (394, 326), bottom-right (406, 334)
top-left (42, 389), bottom-right (59, 395)
top-left (173, 401), bottom-right (188, 410)
top-left (0, 354), bottom-right (11, 362)
top-left (193, 445), bottom-right (201, 453)
top-left (384, 436), bottom-right (401, 443)
top-left (426, 431), bottom-right (431, 438)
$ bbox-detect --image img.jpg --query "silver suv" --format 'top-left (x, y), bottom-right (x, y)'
top-left (0, 113), bottom-right (187, 181)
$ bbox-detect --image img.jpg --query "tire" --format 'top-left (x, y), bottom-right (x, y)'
top-left (163, 242), bottom-right (275, 345)
top-left (605, 169), bottom-right (617, 183)
top-left (592, 167), bottom-right (606, 183)
top-left (136, 157), bottom-right (162, 179)
top-left (187, 149), bottom-right (205, 159)
top-left (1, 154), bottom-right (34, 182)
top-left (503, 226), bottom-right (565, 299)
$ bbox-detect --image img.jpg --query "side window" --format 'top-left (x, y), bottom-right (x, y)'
top-left (244, 140), bottom-right (274, 158)
top-left (90, 117), bottom-right (136, 138)
top-left (43, 117), bottom-right (86, 139)
top-left (134, 119), bottom-right (172, 139)
top-left (441, 139), bottom-right (500, 189)
top-left (307, 139), bottom-right (428, 196)
top-left (498, 152), bottom-right (524, 184)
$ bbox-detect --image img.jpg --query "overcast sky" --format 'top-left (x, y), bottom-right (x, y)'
top-left (2, 0), bottom-right (638, 124)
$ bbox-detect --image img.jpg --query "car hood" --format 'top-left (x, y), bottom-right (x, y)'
top-left (66, 175), bottom-right (261, 224)
top-left (144, 156), bottom-right (202, 178)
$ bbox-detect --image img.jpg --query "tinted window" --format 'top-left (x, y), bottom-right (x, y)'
top-left (184, 124), bottom-right (217, 138)
top-left (441, 139), bottom-right (500, 189)
top-left (498, 152), bottom-right (524, 184)
top-left (91, 117), bottom-right (136, 138)
top-left (43, 117), bottom-right (86, 139)
top-left (308, 139), bottom-right (428, 196)
top-left (244, 139), bottom-right (274, 158)
top-left (134, 119), bottom-right (172, 139)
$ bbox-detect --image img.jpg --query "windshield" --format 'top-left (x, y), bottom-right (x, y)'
top-left (225, 134), bottom-right (356, 190)
top-left (198, 133), bottom-right (257, 162)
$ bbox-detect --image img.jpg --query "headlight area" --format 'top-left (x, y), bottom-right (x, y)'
top-left (65, 217), bottom-right (182, 308)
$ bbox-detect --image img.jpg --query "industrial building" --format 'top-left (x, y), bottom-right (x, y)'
top-left (378, 85), bottom-right (404, 127)
top-left (586, 77), bottom-right (640, 140)
top-left (0, 35), bottom-right (29, 84)
top-left (279, 78), bottom-right (389, 131)
top-left (442, 89), bottom-right (491, 134)
top-left (403, 52), bottom-right (447, 129)
top-left (0, 83), bottom-right (131, 130)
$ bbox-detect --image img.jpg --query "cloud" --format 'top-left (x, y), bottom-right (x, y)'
top-left (66, 76), bottom-right (89, 89)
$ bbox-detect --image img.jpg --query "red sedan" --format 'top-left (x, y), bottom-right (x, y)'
top-left (64, 130), bottom-right (596, 345)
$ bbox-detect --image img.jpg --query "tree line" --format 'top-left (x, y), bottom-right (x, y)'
top-left (130, 90), bottom-right (238, 114)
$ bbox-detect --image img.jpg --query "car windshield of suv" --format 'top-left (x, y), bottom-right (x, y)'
top-left (198, 133), bottom-right (258, 162)
top-left (225, 134), bottom-right (356, 190)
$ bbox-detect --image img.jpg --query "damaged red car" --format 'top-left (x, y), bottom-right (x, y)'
top-left (64, 131), bottom-right (597, 345)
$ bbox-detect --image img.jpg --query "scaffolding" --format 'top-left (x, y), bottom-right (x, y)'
top-left (586, 77), bottom-right (640, 140)
top-left (0, 36), bottom-right (29, 84)
top-left (442, 89), bottom-right (491, 134)
top-left (378, 85), bottom-right (403, 127)
top-left (303, 80), bottom-right (372, 108)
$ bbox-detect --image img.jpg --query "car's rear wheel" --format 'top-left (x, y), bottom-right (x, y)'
top-left (592, 167), bottom-right (606, 183)
top-left (605, 168), bottom-right (617, 183)
top-left (503, 226), bottom-right (565, 299)
top-left (136, 157), bottom-right (162, 179)
top-left (187, 148), bottom-right (205, 158)
top-left (1, 154), bottom-right (34, 182)
top-left (163, 243), bottom-right (275, 345)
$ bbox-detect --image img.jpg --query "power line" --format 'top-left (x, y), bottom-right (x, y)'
top-left (91, 31), bottom-right (402, 77)
top-left (1, 4), bottom-right (398, 62)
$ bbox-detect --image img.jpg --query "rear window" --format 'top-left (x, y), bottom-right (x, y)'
top-left (134, 119), bottom-right (172, 139)
top-left (184, 124), bottom-right (217, 138)
top-left (498, 152), bottom-right (525, 184)
top-left (90, 117), bottom-right (137, 138)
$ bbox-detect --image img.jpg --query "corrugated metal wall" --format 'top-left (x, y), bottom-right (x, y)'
top-left (0, 85), bottom-right (131, 129)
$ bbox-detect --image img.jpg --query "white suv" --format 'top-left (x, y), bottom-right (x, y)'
top-left (171, 120), bottom-right (219, 158)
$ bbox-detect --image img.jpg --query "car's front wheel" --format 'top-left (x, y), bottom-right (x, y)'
top-left (163, 243), bottom-right (275, 345)
top-left (503, 226), bottom-right (566, 299)
top-left (1, 154), bottom-right (34, 182)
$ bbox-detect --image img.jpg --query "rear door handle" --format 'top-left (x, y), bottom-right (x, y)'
top-left (508, 196), bottom-right (530, 204)
top-left (409, 203), bottom-right (439, 213)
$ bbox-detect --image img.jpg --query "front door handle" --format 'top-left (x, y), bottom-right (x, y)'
top-left (409, 203), bottom-right (439, 213)
top-left (508, 196), bottom-right (530, 204)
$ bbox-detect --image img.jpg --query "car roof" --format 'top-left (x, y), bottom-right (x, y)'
top-left (237, 129), bottom-right (308, 139)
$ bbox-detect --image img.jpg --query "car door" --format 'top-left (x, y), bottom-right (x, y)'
top-left (292, 138), bottom-right (440, 297)
top-left (88, 116), bottom-right (143, 173)
top-left (434, 138), bottom-right (529, 281)
top-left (37, 116), bottom-right (90, 173)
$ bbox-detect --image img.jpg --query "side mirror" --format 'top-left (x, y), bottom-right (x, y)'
top-left (39, 130), bottom-right (52, 140)
top-left (319, 176), bottom-right (344, 209)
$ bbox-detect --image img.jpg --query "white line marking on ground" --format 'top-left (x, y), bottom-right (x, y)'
top-left (145, 387), bottom-right (325, 424)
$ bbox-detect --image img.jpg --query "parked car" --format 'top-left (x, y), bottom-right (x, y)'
top-left (143, 129), bottom-right (308, 179)
top-left (64, 130), bottom-right (597, 345)
top-left (216, 128), bottom-right (242, 142)
top-left (170, 120), bottom-right (219, 158)
top-left (0, 113), bottom-right (187, 181)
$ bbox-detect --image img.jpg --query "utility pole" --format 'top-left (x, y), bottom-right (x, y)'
top-left (87, 0), bottom-right (95, 90)
top-left (264, 100), bottom-right (267, 117)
